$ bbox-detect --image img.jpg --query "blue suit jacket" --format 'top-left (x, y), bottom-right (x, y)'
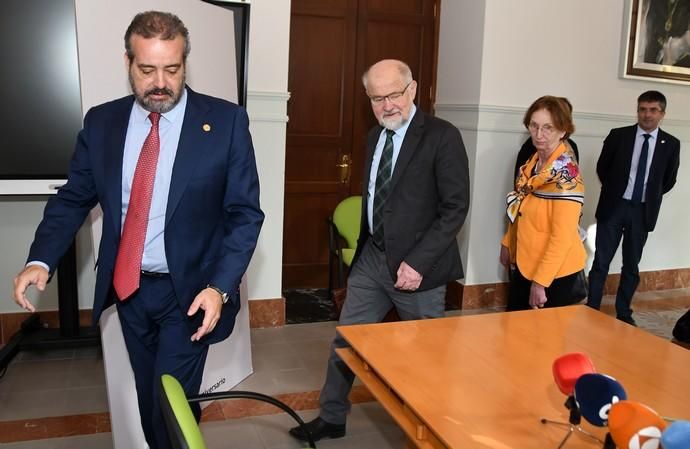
top-left (28, 88), bottom-right (264, 344)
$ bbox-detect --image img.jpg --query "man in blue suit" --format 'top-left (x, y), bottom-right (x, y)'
top-left (12, 11), bottom-right (263, 449)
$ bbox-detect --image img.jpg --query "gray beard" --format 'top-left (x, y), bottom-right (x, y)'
top-left (129, 73), bottom-right (185, 114)
top-left (380, 115), bottom-right (407, 131)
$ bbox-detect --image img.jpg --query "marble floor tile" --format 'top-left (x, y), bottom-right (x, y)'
top-left (201, 418), bottom-right (264, 449)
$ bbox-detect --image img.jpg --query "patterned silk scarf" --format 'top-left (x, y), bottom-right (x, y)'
top-left (505, 142), bottom-right (585, 263)
top-left (506, 141), bottom-right (584, 223)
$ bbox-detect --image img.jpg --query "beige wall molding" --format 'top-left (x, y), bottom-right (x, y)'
top-left (435, 103), bottom-right (690, 140)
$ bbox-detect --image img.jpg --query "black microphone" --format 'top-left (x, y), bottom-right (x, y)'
top-left (573, 373), bottom-right (627, 427)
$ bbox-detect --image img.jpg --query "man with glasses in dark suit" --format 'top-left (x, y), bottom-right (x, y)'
top-left (289, 58), bottom-right (470, 442)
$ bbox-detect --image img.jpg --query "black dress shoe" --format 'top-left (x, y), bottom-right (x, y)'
top-left (289, 417), bottom-right (346, 442)
top-left (617, 315), bottom-right (637, 326)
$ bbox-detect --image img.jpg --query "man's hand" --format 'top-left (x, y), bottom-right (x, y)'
top-left (13, 265), bottom-right (49, 313)
top-left (529, 281), bottom-right (548, 309)
top-left (395, 261), bottom-right (423, 291)
top-left (187, 287), bottom-right (224, 341)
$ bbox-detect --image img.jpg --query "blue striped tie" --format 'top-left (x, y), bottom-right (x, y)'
top-left (631, 133), bottom-right (651, 203)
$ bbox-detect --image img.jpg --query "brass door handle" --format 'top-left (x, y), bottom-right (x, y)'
top-left (337, 154), bottom-right (351, 184)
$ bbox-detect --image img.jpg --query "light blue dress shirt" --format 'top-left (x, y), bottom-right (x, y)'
top-left (367, 104), bottom-right (417, 234)
top-left (623, 125), bottom-right (658, 202)
top-left (28, 89), bottom-right (188, 273)
top-left (121, 88), bottom-right (188, 273)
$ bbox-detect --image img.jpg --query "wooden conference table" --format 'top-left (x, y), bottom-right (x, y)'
top-left (336, 305), bottom-right (690, 448)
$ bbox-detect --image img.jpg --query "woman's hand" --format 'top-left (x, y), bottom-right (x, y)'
top-left (499, 245), bottom-right (511, 270)
top-left (529, 281), bottom-right (547, 309)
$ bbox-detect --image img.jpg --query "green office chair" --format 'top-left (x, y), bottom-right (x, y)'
top-left (327, 195), bottom-right (362, 299)
top-left (159, 374), bottom-right (316, 449)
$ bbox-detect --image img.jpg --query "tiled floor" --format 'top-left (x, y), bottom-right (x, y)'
top-left (0, 289), bottom-right (688, 448)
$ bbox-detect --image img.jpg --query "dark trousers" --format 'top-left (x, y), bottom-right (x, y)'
top-left (506, 267), bottom-right (585, 311)
top-left (319, 240), bottom-right (446, 424)
top-left (587, 199), bottom-right (648, 319)
top-left (116, 274), bottom-right (208, 449)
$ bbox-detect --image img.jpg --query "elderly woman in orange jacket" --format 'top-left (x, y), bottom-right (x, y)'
top-left (500, 96), bottom-right (587, 311)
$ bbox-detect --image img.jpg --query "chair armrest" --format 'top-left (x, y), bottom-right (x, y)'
top-left (187, 391), bottom-right (316, 448)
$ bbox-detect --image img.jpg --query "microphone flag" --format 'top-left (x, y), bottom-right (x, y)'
top-left (608, 400), bottom-right (665, 449)
top-left (574, 373), bottom-right (627, 426)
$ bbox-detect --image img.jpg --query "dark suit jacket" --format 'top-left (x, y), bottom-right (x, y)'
top-left (353, 110), bottom-right (470, 290)
top-left (595, 124), bottom-right (680, 232)
top-left (27, 88), bottom-right (264, 344)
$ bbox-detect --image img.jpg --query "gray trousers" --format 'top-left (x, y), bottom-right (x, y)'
top-left (319, 239), bottom-right (446, 424)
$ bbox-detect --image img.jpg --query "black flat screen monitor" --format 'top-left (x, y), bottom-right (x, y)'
top-left (0, 0), bottom-right (82, 186)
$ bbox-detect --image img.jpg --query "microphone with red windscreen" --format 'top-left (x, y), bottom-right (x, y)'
top-left (547, 352), bottom-right (596, 426)
top-left (552, 352), bottom-right (596, 396)
top-left (541, 353), bottom-right (603, 447)
top-left (608, 400), bottom-right (666, 449)
top-left (573, 373), bottom-right (627, 427)
top-left (661, 420), bottom-right (690, 449)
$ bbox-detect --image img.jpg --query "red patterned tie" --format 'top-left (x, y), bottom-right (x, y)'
top-left (113, 112), bottom-right (161, 300)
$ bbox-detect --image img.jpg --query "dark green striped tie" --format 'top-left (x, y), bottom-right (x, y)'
top-left (372, 129), bottom-right (395, 250)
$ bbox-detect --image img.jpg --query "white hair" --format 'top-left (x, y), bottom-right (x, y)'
top-left (361, 60), bottom-right (413, 89)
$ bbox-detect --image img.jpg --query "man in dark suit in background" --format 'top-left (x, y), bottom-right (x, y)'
top-left (587, 90), bottom-right (680, 325)
top-left (289, 59), bottom-right (470, 442)
top-left (13, 11), bottom-right (263, 449)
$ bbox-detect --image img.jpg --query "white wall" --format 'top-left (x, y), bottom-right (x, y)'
top-left (245, 0), bottom-right (290, 301)
top-left (0, 0), bottom-right (290, 313)
top-left (438, 0), bottom-right (690, 286)
top-left (480, 0), bottom-right (690, 114)
top-left (436, 1), bottom-right (486, 277)
top-left (436, 0), bottom-right (485, 105)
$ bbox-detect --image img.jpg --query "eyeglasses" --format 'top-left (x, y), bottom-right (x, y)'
top-left (528, 122), bottom-right (558, 135)
top-left (369, 81), bottom-right (412, 104)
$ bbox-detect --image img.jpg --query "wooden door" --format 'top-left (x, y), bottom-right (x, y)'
top-left (284, 0), bottom-right (439, 288)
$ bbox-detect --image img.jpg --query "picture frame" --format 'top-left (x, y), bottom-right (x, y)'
top-left (623, 0), bottom-right (690, 85)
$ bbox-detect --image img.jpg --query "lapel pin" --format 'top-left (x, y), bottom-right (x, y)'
top-left (203, 124), bottom-right (211, 132)
top-left (661, 140), bottom-right (665, 144)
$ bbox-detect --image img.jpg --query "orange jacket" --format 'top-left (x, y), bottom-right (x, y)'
top-left (502, 159), bottom-right (586, 287)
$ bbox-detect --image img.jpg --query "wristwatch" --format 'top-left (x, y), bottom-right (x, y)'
top-left (206, 284), bottom-right (229, 304)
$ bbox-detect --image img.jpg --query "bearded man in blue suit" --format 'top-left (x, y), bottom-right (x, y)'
top-left (12, 11), bottom-right (263, 449)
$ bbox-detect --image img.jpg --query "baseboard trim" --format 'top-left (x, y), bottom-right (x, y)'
top-left (248, 297), bottom-right (285, 328)
top-left (451, 267), bottom-right (690, 310)
top-left (0, 298), bottom-right (287, 345)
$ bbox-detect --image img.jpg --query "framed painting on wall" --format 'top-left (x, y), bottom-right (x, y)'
top-left (623, 0), bottom-right (690, 84)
